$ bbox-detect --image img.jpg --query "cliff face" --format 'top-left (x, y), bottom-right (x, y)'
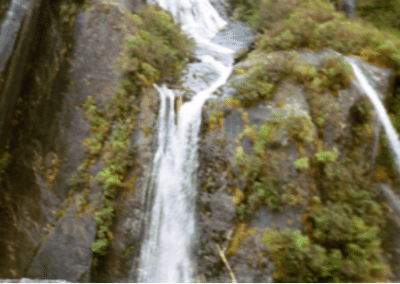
top-left (0, 0), bottom-right (153, 281)
top-left (0, 0), bottom-right (399, 282)
top-left (196, 49), bottom-right (396, 282)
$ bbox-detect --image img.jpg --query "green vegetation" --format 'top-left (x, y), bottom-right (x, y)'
top-left (263, 150), bottom-right (385, 282)
top-left (293, 157), bottom-right (309, 171)
top-left (223, 0), bottom-right (400, 281)
top-left (233, 55), bottom-right (291, 107)
top-left (233, 122), bottom-right (282, 219)
top-left (315, 147), bottom-right (339, 164)
top-left (285, 113), bottom-right (315, 143)
top-left (125, 5), bottom-right (195, 92)
top-left (122, 245), bottom-right (135, 259)
top-left (357, 0), bottom-right (400, 31)
top-left (208, 111), bottom-right (225, 131)
top-left (60, 1), bottom-right (77, 28)
top-left (233, 53), bottom-right (349, 136)
top-left (63, 3), bottom-right (194, 263)
top-left (232, 114), bottom-right (312, 220)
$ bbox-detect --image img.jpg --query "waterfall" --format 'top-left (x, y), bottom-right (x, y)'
top-left (346, 58), bottom-right (400, 172)
top-left (138, 1), bottom-right (234, 282)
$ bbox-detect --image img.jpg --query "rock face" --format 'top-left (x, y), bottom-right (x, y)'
top-left (195, 48), bottom-right (395, 282)
top-left (0, 0), bottom-right (154, 281)
top-left (0, 0), bottom-right (398, 282)
top-left (26, 211), bottom-right (96, 282)
top-left (0, 0), bottom-right (43, 154)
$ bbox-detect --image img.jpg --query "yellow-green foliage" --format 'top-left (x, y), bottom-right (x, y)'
top-left (126, 5), bottom-right (195, 91)
top-left (315, 147), bottom-right (339, 164)
top-left (233, 53), bottom-right (352, 113)
top-left (254, 0), bottom-right (400, 74)
top-left (232, 0), bottom-right (300, 32)
top-left (234, 116), bottom-right (309, 219)
top-left (208, 111), bottom-right (225, 131)
top-left (390, 90), bottom-right (400, 134)
top-left (233, 55), bottom-right (291, 107)
top-left (69, 4), bottom-right (195, 259)
top-left (263, 228), bottom-right (328, 282)
top-left (285, 113), bottom-right (315, 143)
top-left (357, 0), bottom-right (400, 31)
top-left (265, 153), bottom-right (386, 282)
top-left (60, 1), bottom-right (77, 28)
top-left (293, 157), bottom-right (309, 171)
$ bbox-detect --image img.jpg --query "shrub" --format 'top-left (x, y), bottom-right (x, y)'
top-left (263, 228), bottom-right (328, 282)
top-left (318, 57), bottom-right (354, 91)
top-left (233, 55), bottom-right (292, 107)
top-left (315, 147), bottom-right (339, 164)
top-left (285, 113), bottom-right (315, 143)
top-left (256, 0), bottom-right (400, 74)
top-left (304, 202), bottom-right (384, 281)
top-left (127, 5), bottom-right (195, 90)
top-left (265, 205), bottom-right (384, 282)
top-left (293, 157), bottom-right (309, 171)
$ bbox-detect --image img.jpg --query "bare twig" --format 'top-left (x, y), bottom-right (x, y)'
top-left (216, 244), bottom-right (237, 283)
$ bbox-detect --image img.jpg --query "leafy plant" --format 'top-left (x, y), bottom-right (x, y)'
top-left (126, 5), bottom-right (195, 90)
top-left (315, 147), bottom-right (339, 164)
top-left (293, 157), bottom-right (309, 171)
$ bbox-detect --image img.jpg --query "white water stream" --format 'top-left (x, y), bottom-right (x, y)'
top-left (347, 58), bottom-right (400, 171)
top-left (138, 1), bottom-right (234, 282)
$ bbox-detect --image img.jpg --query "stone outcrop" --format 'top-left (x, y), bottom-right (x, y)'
top-left (195, 48), bottom-right (395, 282)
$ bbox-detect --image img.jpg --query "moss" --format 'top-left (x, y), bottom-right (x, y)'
top-left (232, 117), bottom-right (309, 219)
top-left (285, 113), bottom-right (315, 144)
top-left (233, 54), bottom-right (292, 107)
top-left (293, 157), bottom-right (310, 171)
top-left (208, 111), bottom-right (225, 131)
top-left (60, 2), bottom-right (77, 28)
top-left (264, 228), bottom-right (328, 282)
top-left (143, 128), bottom-right (152, 137)
top-left (315, 147), bottom-right (339, 164)
top-left (122, 245), bottom-right (135, 259)
top-left (226, 223), bottom-right (247, 257)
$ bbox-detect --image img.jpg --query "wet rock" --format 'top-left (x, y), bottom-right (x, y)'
top-left (0, 0), bottom-right (43, 153)
top-left (119, 0), bottom-right (145, 12)
top-left (209, 0), bottom-right (229, 21)
top-left (210, 191), bottom-right (236, 226)
top-left (212, 21), bottom-right (256, 54)
top-left (0, 0), bottom-right (149, 280)
top-left (26, 212), bottom-right (96, 282)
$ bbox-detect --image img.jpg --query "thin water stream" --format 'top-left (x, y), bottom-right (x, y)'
top-left (138, 0), bottom-right (234, 282)
top-left (347, 58), bottom-right (400, 172)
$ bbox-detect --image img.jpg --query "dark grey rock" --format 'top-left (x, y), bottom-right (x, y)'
top-left (26, 213), bottom-right (96, 282)
top-left (0, 0), bottom-right (43, 153)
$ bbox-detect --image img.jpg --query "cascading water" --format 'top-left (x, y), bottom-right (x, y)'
top-left (346, 58), bottom-right (400, 171)
top-left (138, 1), bottom-right (234, 282)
